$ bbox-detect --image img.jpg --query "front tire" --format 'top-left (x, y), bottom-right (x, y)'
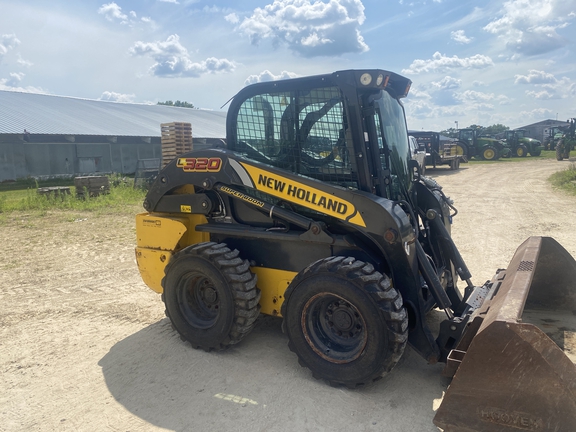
top-left (162, 242), bottom-right (260, 351)
top-left (556, 144), bottom-right (564, 161)
top-left (515, 145), bottom-right (527, 157)
top-left (281, 256), bottom-right (408, 388)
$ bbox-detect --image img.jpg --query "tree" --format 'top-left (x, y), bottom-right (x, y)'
top-left (483, 124), bottom-right (509, 136)
top-left (158, 100), bottom-right (195, 109)
top-left (440, 127), bottom-right (459, 138)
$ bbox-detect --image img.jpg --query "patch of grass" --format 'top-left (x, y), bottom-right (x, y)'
top-left (0, 175), bottom-right (146, 215)
top-left (549, 163), bottom-right (576, 195)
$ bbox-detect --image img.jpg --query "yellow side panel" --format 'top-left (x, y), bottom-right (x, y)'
top-left (136, 213), bottom-right (188, 250)
top-left (252, 267), bottom-right (297, 317)
top-left (135, 212), bottom-right (209, 293)
top-left (135, 247), bottom-right (173, 293)
top-left (136, 213), bottom-right (209, 250)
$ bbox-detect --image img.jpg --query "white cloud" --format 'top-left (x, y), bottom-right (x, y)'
top-left (0, 34), bottom-right (20, 61)
top-left (403, 51), bottom-right (494, 74)
top-left (451, 30), bottom-right (472, 44)
top-left (518, 107), bottom-right (555, 122)
top-left (456, 90), bottom-right (496, 103)
top-left (431, 76), bottom-right (461, 90)
top-left (484, 0), bottom-right (575, 56)
top-left (98, 2), bottom-right (128, 23)
top-left (225, 13), bottom-right (240, 24)
top-left (526, 90), bottom-right (555, 99)
top-left (16, 54), bottom-right (33, 67)
top-left (404, 97), bottom-right (466, 121)
top-left (4, 72), bottom-right (24, 87)
top-left (514, 69), bottom-right (556, 85)
top-left (158, 0), bottom-right (179, 3)
top-left (406, 87), bottom-right (432, 100)
top-left (0, 72), bottom-right (45, 93)
top-left (237, 0), bottom-right (368, 57)
top-left (129, 34), bottom-right (236, 78)
top-left (98, 2), bottom-right (151, 26)
top-left (244, 70), bottom-right (299, 85)
top-left (514, 69), bottom-right (574, 99)
top-left (455, 90), bottom-right (512, 105)
top-left (99, 91), bottom-right (136, 102)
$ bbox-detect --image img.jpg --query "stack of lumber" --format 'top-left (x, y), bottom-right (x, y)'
top-left (161, 122), bottom-right (193, 168)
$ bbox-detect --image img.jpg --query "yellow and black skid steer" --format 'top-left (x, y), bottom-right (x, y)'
top-left (135, 69), bottom-right (576, 431)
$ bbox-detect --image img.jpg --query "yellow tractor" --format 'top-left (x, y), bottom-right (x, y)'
top-left (135, 69), bottom-right (576, 431)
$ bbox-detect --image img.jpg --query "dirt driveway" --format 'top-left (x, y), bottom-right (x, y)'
top-left (1, 158), bottom-right (575, 432)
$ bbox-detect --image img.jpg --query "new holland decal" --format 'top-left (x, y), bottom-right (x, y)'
top-left (239, 162), bottom-right (366, 227)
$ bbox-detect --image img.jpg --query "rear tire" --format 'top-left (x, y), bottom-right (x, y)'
top-left (482, 146), bottom-right (498, 161)
top-left (455, 143), bottom-right (467, 159)
top-left (281, 256), bottom-right (408, 388)
top-left (556, 144), bottom-right (564, 161)
top-left (162, 242), bottom-right (260, 351)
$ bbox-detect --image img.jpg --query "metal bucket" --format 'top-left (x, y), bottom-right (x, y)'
top-left (434, 237), bottom-right (576, 432)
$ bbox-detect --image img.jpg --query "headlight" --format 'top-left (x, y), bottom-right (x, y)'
top-left (360, 73), bottom-right (372, 86)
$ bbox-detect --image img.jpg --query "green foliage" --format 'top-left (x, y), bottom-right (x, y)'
top-left (549, 163), bottom-right (576, 195)
top-left (440, 123), bottom-right (510, 138)
top-left (158, 100), bottom-right (195, 109)
top-left (441, 127), bottom-right (458, 138)
top-left (483, 124), bottom-right (509, 136)
top-left (0, 175), bottom-right (146, 214)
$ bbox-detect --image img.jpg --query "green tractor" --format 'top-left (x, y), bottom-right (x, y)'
top-left (556, 118), bottom-right (576, 161)
top-left (456, 128), bottom-right (510, 161)
top-left (504, 129), bottom-right (543, 157)
top-left (544, 126), bottom-right (564, 150)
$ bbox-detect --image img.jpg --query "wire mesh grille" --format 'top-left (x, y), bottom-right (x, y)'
top-left (235, 86), bottom-right (359, 190)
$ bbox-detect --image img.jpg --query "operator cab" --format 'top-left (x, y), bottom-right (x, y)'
top-left (226, 69), bottom-right (413, 202)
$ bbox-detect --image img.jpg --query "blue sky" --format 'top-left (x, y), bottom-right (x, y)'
top-left (1, 0), bottom-right (575, 131)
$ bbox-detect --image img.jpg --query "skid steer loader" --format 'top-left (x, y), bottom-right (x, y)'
top-left (135, 69), bottom-right (576, 431)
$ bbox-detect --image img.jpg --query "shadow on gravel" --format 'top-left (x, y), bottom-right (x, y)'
top-left (425, 165), bottom-right (469, 177)
top-left (99, 316), bottom-right (445, 432)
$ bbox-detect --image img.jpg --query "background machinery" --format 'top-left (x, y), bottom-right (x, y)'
top-left (504, 129), bottom-right (543, 157)
top-left (135, 69), bottom-right (576, 431)
top-left (409, 131), bottom-right (463, 170)
top-left (456, 128), bottom-right (511, 160)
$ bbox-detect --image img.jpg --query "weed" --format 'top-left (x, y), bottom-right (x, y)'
top-left (549, 163), bottom-right (576, 195)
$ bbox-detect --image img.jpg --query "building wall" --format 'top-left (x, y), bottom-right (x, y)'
top-left (0, 134), bottom-right (225, 181)
top-left (0, 134), bottom-right (162, 181)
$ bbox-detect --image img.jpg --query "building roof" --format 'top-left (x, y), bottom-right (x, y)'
top-left (0, 90), bottom-right (227, 138)
top-left (516, 119), bottom-right (569, 130)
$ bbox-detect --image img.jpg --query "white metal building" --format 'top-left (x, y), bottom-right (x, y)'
top-left (0, 90), bottom-right (227, 181)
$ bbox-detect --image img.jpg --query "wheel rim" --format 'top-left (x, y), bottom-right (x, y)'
top-left (517, 148), bottom-right (524, 156)
top-left (456, 145), bottom-right (465, 156)
top-left (484, 149), bottom-right (495, 159)
top-left (301, 292), bottom-right (367, 364)
top-left (178, 273), bottom-right (220, 329)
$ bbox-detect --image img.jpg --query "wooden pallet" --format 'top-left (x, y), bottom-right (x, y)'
top-left (161, 122), bottom-right (193, 167)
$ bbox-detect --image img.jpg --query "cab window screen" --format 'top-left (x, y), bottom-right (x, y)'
top-left (235, 87), bottom-right (358, 189)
